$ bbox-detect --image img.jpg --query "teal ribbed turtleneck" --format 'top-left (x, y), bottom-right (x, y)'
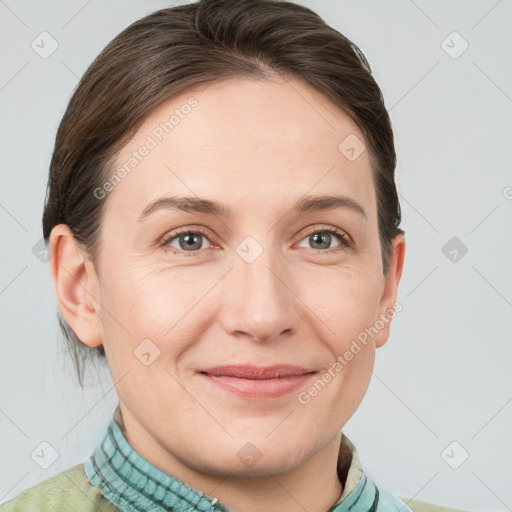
top-left (84, 419), bottom-right (230, 511)
top-left (83, 408), bottom-right (411, 512)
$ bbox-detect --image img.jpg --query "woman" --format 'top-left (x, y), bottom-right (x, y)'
top-left (0, 0), bottom-right (467, 510)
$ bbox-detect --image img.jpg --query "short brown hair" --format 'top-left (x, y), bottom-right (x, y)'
top-left (42, 0), bottom-right (404, 385)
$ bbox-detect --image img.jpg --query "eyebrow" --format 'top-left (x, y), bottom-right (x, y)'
top-left (138, 194), bottom-right (367, 222)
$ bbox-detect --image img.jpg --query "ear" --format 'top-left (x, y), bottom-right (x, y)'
top-left (48, 224), bottom-right (103, 348)
top-left (374, 234), bottom-right (406, 349)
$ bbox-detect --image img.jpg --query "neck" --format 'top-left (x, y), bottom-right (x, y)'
top-left (212, 435), bottom-right (344, 512)
top-left (122, 415), bottom-right (343, 512)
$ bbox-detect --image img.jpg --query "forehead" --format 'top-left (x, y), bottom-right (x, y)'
top-left (105, 75), bottom-right (376, 221)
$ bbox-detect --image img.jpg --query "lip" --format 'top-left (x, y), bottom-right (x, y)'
top-left (197, 365), bottom-right (316, 400)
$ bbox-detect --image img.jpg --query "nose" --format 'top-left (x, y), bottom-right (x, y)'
top-left (218, 244), bottom-right (297, 343)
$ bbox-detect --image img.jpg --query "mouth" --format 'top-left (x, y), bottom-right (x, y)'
top-left (197, 365), bottom-right (317, 400)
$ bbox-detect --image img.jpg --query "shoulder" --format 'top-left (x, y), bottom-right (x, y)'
top-left (397, 496), bottom-right (470, 512)
top-left (370, 484), bottom-right (468, 512)
top-left (0, 463), bottom-right (118, 512)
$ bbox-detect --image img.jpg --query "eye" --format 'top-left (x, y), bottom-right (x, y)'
top-left (160, 225), bottom-right (353, 257)
top-left (296, 226), bottom-right (352, 253)
top-left (161, 228), bottom-right (212, 256)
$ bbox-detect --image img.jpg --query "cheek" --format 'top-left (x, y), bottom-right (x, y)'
top-left (299, 266), bottom-right (381, 349)
top-left (98, 263), bottom-right (215, 362)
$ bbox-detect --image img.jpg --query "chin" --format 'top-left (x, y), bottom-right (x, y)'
top-left (186, 441), bottom-right (305, 478)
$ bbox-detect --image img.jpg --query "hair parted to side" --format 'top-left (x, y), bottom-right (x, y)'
top-left (42, 0), bottom-right (405, 386)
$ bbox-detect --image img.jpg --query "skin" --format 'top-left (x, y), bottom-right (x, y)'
top-left (50, 75), bottom-right (405, 512)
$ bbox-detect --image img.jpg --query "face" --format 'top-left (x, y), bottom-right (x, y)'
top-left (54, 75), bottom-right (404, 479)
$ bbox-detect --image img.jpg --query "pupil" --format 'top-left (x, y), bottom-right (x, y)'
top-left (181, 233), bottom-right (201, 250)
top-left (312, 233), bottom-right (329, 249)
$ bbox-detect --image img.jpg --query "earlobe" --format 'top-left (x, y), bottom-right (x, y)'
top-left (374, 234), bottom-right (406, 349)
top-left (49, 224), bottom-right (103, 348)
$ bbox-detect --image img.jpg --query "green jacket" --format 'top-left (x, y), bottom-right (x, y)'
top-left (0, 462), bottom-right (467, 512)
top-left (0, 462), bottom-right (466, 512)
top-left (0, 409), bottom-right (468, 512)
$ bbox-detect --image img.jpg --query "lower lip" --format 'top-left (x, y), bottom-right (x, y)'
top-left (198, 372), bottom-right (316, 400)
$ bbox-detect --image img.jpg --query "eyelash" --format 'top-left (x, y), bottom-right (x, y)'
top-left (159, 225), bottom-right (353, 257)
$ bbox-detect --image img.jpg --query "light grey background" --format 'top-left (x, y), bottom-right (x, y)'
top-left (1, 0), bottom-right (511, 510)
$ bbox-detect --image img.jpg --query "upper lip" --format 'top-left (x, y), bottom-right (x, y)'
top-left (199, 365), bottom-right (316, 379)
